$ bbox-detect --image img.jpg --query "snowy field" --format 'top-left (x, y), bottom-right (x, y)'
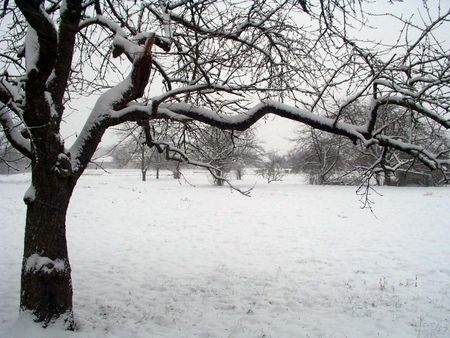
top-left (0, 169), bottom-right (449, 338)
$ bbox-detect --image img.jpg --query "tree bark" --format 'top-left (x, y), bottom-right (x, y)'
top-left (214, 168), bottom-right (224, 186)
top-left (141, 146), bottom-right (147, 181)
top-left (21, 166), bottom-right (76, 329)
top-left (236, 168), bottom-right (242, 180)
top-left (172, 170), bottom-right (181, 179)
top-left (383, 170), bottom-right (396, 186)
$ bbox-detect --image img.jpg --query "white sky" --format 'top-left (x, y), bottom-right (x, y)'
top-left (59, 0), bottom-right (448, 155)
top-left (255, 117), bottom-right (298, 154)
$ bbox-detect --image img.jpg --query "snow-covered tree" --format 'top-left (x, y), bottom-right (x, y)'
top-left (113, 121), bottom-right (181, 181)
top-left (0, 0), bottom-right (449, 329)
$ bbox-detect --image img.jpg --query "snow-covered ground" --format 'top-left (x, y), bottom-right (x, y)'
top-left (0, 170), bottom-right (449, 338)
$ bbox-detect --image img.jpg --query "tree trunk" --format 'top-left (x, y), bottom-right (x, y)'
top-left (172, 170), bottom-right (180, 179)
top-left (140, 146), bottom-right (148, 182)
top-left (318, 173), bottom-right (325, 185)
top-left (156, 167), bottom-right (160, 179)
top-left (21, 167), bottom-right (75, 329)
top-left (383, 170), bottom-right (395, 186)
top-left (236, 168), bottom-right (242, 180)
top-left (375, 172), bottom-right (382, 186)
top-left (214, 168), bottom-right (224, 186)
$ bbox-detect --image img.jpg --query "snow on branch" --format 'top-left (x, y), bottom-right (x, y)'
top-left (16, 0), bottom-right (57, 80)
top-left (158, 100), bottom-right (366, 143)
top-left (132, 32), bottom-right (171, 52)
top-left (79, 16), bottom-right (171, 52)
top-left (375, 94), bottom-right (450, 129)
top-left (24, 25), bottom-right (39, 75)
top-left (0, 79), bottom-right (23, 116)
top-left (69, 35), bottom-right (156, 173)
top-left (151, 84), bottom-right (241, 106)
top-left (0, 106), bottom-right (32, 159)
top-left (79, 15), bottom-right (127, 37)
top-left (375, 135), bottom-right (446, 170)
top-left (159, 1), bottom-right (172, 40)
top-left (109, 82), bottom-right (241, 122)
top-left (112, 36), bottom-right (145, 61)
top-left (109, 103), bottom-right (191, 123)
top-left (0, 83), bottom-right (32, 159)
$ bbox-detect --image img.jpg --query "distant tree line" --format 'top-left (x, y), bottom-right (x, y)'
top-left (288, 102), bottom-right (449, 186)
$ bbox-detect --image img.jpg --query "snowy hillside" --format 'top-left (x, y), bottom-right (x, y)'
top-left (0, 170), bottom-right (449, 337)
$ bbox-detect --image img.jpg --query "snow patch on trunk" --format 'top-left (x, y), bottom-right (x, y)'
top-left (44, 91), bottom-right (58, 117)
top-left (25, 254), bottom-right (66, 274)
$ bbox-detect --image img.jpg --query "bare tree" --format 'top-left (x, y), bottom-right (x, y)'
top-left (180, 125), bottom-right (262, 185)
top-left (0, 0), bottom-right (449, 329)
top-left (258, 152), bottom-right (286, 183)
top-left (113, 121), bottom-right (180, 181)
top-left (290, 101), bottom-right (450, 185)
top-left (290, 127), bottom-right (350, 184)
